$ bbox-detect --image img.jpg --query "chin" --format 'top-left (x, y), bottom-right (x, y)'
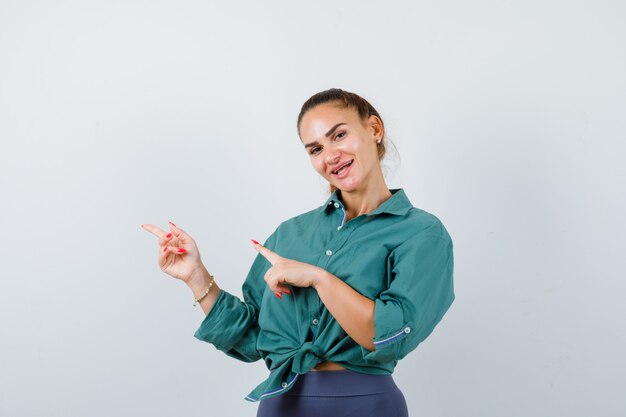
top-left (333, 178), bottom-right (360, 192)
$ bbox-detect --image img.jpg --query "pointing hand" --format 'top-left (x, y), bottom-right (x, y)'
top-left (141, 222), bottom-right (204, 284)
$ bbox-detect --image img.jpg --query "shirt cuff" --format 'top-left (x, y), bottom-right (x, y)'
top-left (360, 297), bottom-right (412, 363)
top-left (193, 288), bottom-right (254, 352)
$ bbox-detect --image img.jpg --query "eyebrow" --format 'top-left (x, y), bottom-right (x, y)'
top-left (303, 122), bottom-right (347, 149)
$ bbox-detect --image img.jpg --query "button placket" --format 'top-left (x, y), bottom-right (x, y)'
top-left (338, 206), bottom-right (346, 228)
top-left (316, 215), bottom-right (362, 270)
top-left (315, 212), bottom-right (364, 316)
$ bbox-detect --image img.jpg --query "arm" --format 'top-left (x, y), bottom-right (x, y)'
top-left (315, 231), bottom-right (455, 363)
top-left (192, 233), bottom-right (276, 362)
top-left (313, 272), bottom-right (376, 351)
top-left (187, 264), bottom-right (222, 316)
top-left (360, 233), bottom-right (455, 363)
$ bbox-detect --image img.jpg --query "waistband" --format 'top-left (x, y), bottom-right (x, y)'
top-left (284, 370), bottom-right (398, 397)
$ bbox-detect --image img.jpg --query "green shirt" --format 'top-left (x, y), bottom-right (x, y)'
top-left (193, 188), bottom-right (455, 402)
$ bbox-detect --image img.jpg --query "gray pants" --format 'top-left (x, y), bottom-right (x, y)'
top-left (256, 369), bottom-right (409, 417)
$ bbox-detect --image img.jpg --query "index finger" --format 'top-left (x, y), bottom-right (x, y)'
top-left (140, 223), bottom-right (167, 238)
top-left (251, 240), bottom-right (282, 265)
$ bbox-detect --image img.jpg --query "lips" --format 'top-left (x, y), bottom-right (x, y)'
top-left (331, 159), bottom-right (353, 175)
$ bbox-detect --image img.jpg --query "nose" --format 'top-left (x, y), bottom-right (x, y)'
top-left (325, 150), bottom-right (340, 165)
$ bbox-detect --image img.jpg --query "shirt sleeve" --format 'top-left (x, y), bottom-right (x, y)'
top-left (360, 230), bottom-right (455, 364)
top-left (193, 231), bottom-right (276, 362)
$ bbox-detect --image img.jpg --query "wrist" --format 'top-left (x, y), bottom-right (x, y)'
top-left (186, 265), bottom-right (218, 307)
top-left (313, 269), bottom-right (332, 289)
top-left (186, 264), bottom-right (208, 285)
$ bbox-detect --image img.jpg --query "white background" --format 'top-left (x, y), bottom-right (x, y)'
top-left (1, 1), bottom-right (624, 416)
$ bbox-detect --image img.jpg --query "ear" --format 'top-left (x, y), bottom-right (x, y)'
top-left (367, 114), bottom-right (384, 142)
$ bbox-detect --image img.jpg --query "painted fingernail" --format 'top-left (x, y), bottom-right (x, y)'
top-left (163, 247), bottom-right (168, 252)
top-left (166, 233), bottom-right (172, 238)
top-left (283, 289), bottom-right (291, 295)
top-left (251, 239), bottom-right (259, 245)
top-left (169, 221), bottom-right (177, 227)
top-left (275, 292), bottom-right (282, 300)
top-left (178, 248), bottom-right (186, 253)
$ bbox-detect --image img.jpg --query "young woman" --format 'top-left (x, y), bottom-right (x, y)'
top-left (141, 88), bottom-right (455, 417)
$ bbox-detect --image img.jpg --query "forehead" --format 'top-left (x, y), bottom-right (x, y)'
top-left (300, 104), bottom-right (361, 139)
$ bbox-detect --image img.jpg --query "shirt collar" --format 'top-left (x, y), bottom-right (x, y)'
top-left (319, 188), bottom-right (413, 216)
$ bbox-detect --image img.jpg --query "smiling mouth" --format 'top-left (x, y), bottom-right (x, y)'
top-left (331, 159), bottom-right (353, 175)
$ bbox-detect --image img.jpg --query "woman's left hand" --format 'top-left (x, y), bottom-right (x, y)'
top-left (252, 240), bottom-right (326, 297)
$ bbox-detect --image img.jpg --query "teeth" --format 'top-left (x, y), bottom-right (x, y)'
top-left (333, 160), bottom-right (352, 174)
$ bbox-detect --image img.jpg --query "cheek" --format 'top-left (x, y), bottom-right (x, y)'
top-left (349, 138), bottom-right (364, 152)
top-left (336, 138), bottom-right (359, 156)
top-left (311, 159), bottom-right (326, 175)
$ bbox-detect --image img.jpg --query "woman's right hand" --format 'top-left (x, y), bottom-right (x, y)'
top-left (140, 221), bottom-right (204, 284)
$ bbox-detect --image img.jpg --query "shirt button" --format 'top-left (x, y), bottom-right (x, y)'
top-left (333, 202), bottom-right (340, 208)
top-left (325, 249), bottom-right (333, 256)
top-left (404, 327), bottom-right (411, 334)
top-left (281, 382), bottom-right (288, 388)
top-left (312, 318), bottom-right (319, 325)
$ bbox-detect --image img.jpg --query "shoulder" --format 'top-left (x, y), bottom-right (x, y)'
top-left (400, 206), bottom-right (453, 247)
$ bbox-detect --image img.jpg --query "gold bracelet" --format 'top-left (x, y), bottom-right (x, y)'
top-left (193, 274), bottom-right (215, 306)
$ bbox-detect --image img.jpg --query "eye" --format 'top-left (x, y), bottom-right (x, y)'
top-left (308, 132), bottom-right (345, 156)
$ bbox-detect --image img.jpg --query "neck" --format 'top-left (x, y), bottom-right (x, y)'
top-left (338, 178), bottom-right (393, 221)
